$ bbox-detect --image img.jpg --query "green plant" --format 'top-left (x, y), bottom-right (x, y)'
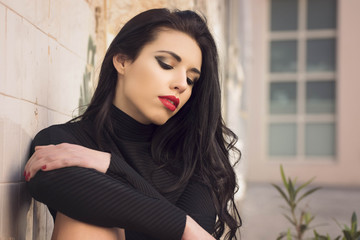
top-left (272, 165), bottom-right (321, 240)
top-left (313, 230), bottom-right (340, 240)
top-left (341, 212), bottom-right (360, 240)
top-left (312, 212), bottom-right (360, 240)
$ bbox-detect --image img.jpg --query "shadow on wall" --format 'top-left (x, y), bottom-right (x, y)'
top-left (0, 118), bottom-right (32, 239)
top-left (78, 36), bottom-right (96, 116)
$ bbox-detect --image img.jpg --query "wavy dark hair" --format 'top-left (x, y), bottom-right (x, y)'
top-left (80, 8), bottom-right (242, 239)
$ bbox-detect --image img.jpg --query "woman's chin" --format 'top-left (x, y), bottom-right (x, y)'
top-left (150, 114), bottom-right (173, 126)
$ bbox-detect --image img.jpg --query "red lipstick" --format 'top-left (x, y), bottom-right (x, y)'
top-left (158, 95), bottom-right (179, 111)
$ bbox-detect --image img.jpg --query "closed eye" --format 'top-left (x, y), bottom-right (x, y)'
top-left (187, 77), bottom-right (195, 86)
top-left (155, 56), bottom-right (197, 86)
top-left (155, 56), bottom-right (173, 70)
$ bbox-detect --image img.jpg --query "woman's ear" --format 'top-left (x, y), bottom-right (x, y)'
top-left (113, 54), bottom-right (128, 75)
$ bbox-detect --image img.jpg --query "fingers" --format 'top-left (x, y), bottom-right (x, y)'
top-left (34, 144), bottom-right (55, 151)
top-left (25, 144), bottom-right (57, 181)
top-left (24, 143), bottom-right (83, 181)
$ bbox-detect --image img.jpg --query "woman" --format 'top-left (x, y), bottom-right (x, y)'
top-left (25, 8), bottom-right (241, 240)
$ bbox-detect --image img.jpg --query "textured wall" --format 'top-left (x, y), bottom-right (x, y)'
top-left (0, 0), bottom-right (95, 239)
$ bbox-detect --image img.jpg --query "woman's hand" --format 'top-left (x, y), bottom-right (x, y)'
top-left (24, 143), bottom-right (111, 181)
top-left (182, 216), bottom-right (215, 240)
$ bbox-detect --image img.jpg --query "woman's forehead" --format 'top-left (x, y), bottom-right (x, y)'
top-left (142, 29), bottom-right (202, 67)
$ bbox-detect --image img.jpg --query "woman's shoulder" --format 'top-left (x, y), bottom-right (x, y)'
top-left (32, 120), bottom-right (92, 147)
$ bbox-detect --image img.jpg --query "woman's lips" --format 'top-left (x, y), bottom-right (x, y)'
top-left (158, 96), bottom-right (179, 111)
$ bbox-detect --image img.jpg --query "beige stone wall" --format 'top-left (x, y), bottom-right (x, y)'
top-left (0, 0), bottom-right (95, 238)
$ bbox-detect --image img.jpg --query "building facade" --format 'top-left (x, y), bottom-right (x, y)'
top-left (245, 0), bottom-right (360, 186)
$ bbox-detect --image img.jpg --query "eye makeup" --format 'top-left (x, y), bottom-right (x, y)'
top-left (155, 56), bottom-right (173, 70)
top-left (154, 54), bottom-right (200, 85)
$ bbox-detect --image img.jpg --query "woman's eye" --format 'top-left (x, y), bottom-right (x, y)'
top-left (187, 77), bottom-right (195, 86)
top-left (155, 57), bottom-right (173, 70)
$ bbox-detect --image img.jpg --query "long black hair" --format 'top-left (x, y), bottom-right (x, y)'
top-left (81, 8), bottom-right (242, 239)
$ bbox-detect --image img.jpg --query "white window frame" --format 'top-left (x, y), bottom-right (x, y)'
top-left (265, 0), bottom-right (337, 162)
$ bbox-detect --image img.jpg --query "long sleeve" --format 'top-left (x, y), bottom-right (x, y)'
top-left (176, 180), bottom-right (216, 234)
top-left (26, 124), bottom-right (186, 240)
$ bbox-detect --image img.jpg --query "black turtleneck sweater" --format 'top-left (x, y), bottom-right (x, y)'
top-left (26, 106), bottom-right (216, 240)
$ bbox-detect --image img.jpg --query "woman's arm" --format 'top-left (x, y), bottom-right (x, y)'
top-left (26, 125), bottom-right (186, 239)
top-left (26, 125), bottom-right (215, 240)
top-left (177, 180), bottom-right (217, 234)
top-left (25, 143), bottom-right (111, 181)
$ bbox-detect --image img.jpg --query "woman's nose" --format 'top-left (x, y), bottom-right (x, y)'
top-left (171, 71), bottom-right (188, 93)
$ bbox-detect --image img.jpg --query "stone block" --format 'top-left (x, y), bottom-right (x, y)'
top-left (0, 96), bottom-right (21, 183)
top-left (48, 38), bottom-right (85, 116)
top-left (49, 0), bottom-right (94, 59)
top-left (47, 109), bottom-right (72, 126)
top-left (0, 5), bottom-right (5, 91)
top-left (18, 182), bottom-right (32, 240)
top-left (32, 200), bottom-right (52, 240)
top-left (0, 183), bottom-right (19, 239)
top-left (21, 20), bottom-right (49, 106)
top-left (20, 102), bottom-right (49, 175)
top-left (3, 9), bottom-right (22, 98)
top-left (0, 0), bottom-right (50, 33)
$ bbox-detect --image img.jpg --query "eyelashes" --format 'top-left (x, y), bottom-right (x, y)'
top-left (155, 56), bottom-right (173, 70)
top-left (155, 56), bottom-right (196, 85)
top-left (186, 77), bottom-right (194, 86)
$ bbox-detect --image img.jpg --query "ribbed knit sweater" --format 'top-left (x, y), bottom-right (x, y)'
top-left (26, 105), bottom-right (216, 240)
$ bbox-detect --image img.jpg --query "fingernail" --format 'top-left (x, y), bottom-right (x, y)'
top-left (23, 171), bottom-right (26, 176)
top-left (41, 165), bottom-right (47, 170)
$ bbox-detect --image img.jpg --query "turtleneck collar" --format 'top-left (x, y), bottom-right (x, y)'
top-left (109, 104), bottom-right (157, 142)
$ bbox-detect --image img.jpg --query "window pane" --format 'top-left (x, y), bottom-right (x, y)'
top-left (307, 0), bottom-right (337, 30)
top-left (270, 82), bottom-right (297, 114)
top-left (305, 123), bottom-right (336, 156)
top-left (271, 40), bottom-right (298, 73)
top-left (306, 81), bottom-right (336, 114)
top-left (307, 38), bottom-right (336, 72)
top-left (269, 123), bottom-right (297, 156)
top-left (271, 0), bottom-right (298, 31)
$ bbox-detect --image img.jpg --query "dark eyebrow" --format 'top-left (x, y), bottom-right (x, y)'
top-left (190, 67), bottom-right (201, 75)
top-left (157, 50), bottom-right (182, 62)
top-left (157, 50), bottom-right (201, 75)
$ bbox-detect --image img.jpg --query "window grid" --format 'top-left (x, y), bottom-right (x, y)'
top-left (267, 0), bottom-right (337, 161)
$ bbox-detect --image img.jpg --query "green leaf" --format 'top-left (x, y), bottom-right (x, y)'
top-left (351, 212), bottom-right (357, 233)
top-left (287, 229), bottom-right (292, 240)
top-left (288, 178), bottom-right (295, 202)
top-left (272, 183), bottom-right (291, 206)
top-left (280, 165), bottom-right (289, 189)
top-left (294, 177), bottom-right (315, 199)
top-left (352, 212), bottom-right (357, 224)
top-left (313, 231), bottom-right (320, 240)
top-left (276, 232), bottom-right (286, 240)
top-left (300, 224), bottom-right (308, 233)
top-left (293, 177), bottom-right (298, 185)
top-left (296, 187), bottom-right (321, 204)
top-left (304, 212), bottom-right (315, 225)
top-left (283, 213), bottom-right (296, 226)
top-left (344, 224), bottom-right (351, 232)
top-left (313, 230), bottom-right (331, 240)
top-left (343, 230), bottom-right (351, 240)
